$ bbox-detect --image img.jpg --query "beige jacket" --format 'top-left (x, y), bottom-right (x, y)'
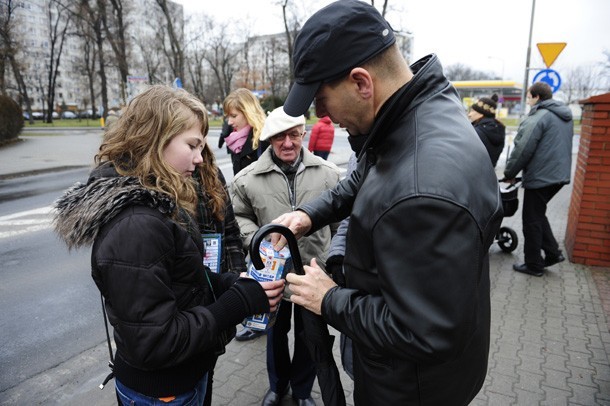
top-left (232, 147), bottom-right (341, 267)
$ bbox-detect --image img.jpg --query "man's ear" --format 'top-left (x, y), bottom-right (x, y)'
top-left (349, 67), bottom-right (373, 100)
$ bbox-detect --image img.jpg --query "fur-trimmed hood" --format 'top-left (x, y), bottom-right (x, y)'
top-left (53, 171), bottom-right (175, 250)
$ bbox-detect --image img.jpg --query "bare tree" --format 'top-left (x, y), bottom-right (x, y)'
top-left (0, 0), bottom-right (34, 123)
top-left (100, 0), bottom-right (131, 105)
top-left (76, 0), bottom-right (110, 120)
top-left (133, 34), bottom-right (163, 85)
top-left (184, 20), bottom-right (208, 102)
top-left (43, 0), bottom-right (73, 123)
top-left (280, 0), bottom-right (301, 84)
top-left (73, 3), bottom-right (99, 118)
top-left (261, 35), bottom-right (290, 102)
top-left (444, 63), bottom-right (498, 81)
top-left (200, 18), bottom-right (239, 101)
top-left (155, 0), bottom-right (184, 84)
top-left (563, 63), bottom-right (610, 104)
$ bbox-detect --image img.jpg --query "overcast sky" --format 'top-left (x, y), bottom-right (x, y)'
top-left (175, 0), bottom-right (610, 84)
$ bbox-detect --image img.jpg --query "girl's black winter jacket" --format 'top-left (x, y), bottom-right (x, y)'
top-left (53, 165), bottom-right (268, 397)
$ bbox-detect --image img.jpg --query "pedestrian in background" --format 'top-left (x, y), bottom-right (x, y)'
top-left (232, 106), bottom-right (341, 406)
top-left (505, 81), bottom-right (573, 277)
top-left (308, 115), bottom-right (334, 160)
top-left (223, 88), bottom-right (269, 176)
top-left (217, 118), bottom-right (232, 153)
top-left (53, 85), bottom-right (284, 406)
top-left (468, 94), bottom-right (506, 167)
top-left (272, 1), bottom-right (503, 404)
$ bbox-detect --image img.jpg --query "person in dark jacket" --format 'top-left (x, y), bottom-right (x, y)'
top-left (504, 82), bottom-right (573, 277)
top-left (217, 118), bottom-right (232, 153)
top-left (308, 115), bottom-right (335, 159)
top-left (270, 1), bottom-right (503, 405)
top-left (468, 94), bottom-right (506, 167)
top-left (53, 85), bottom-right (284, 406)
top-left (223, 88), bottom-right (270, 176)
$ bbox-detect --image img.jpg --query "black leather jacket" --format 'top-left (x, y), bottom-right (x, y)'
top-left (300, 54), bottom-right (503, 405)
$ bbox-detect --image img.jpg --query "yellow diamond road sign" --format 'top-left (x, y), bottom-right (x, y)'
top-left (537, 43), bottom-right (567, 68)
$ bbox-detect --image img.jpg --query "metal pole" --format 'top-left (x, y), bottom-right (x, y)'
top-left (520, 0), bottom-right (536, 118)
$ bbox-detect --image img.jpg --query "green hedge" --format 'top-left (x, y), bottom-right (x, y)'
top-left (0, 95), bottom-right (24, 144)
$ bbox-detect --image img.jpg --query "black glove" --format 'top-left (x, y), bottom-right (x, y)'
top-left (326, 255), bottom-right (346, 287)
top-left (207, 278), bottom-right (269, 332)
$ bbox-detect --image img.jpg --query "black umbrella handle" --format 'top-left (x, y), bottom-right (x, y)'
top-left (249, 224), bottom-right (304, 275)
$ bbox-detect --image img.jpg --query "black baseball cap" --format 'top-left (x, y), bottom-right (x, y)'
top-left (283, 0), bottom-right (396, 117)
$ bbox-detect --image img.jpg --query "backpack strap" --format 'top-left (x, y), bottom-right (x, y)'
top-left (98, 293), bottom-right (115, 390)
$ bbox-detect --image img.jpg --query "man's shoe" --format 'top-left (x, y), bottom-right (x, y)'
top-left (513, 263), bottom-right (543, 277)
top-left (293, 396), bottom-right (316, 406)
top-left (261, 389), bottom-right (286, 406)
top-left (544, 252), bottom-right (565, 267)
top-left (235, 327), bottom-right (264, 342)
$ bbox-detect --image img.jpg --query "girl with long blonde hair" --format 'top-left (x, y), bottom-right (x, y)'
top-left (54, 85), bottom-right (284, 406)
top-left (222, 88), bottom-right (269, 175)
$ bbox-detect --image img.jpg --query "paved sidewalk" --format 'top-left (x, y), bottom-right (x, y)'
top-left (0, 128), bottom-right (103, 179)
top-left (1, 129), bottom-right (609, 405)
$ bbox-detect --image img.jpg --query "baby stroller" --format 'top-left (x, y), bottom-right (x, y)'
top-left (495, 178), bottom-right (522, 252)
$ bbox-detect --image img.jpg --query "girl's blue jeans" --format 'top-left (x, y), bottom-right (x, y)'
top-left (115, 373), bottom-right (208, 406)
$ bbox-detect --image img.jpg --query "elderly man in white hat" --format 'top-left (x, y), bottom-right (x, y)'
top-left (231, 106), bottom-right (341, 406)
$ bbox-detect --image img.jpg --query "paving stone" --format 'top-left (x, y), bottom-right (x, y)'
top-left (515, 388), bottom-right (545, 404)
top-left (566, 350), bottom-right (595, 371)
top-left (515, 370), bottom-right (544, 394)
top-left (542, 352), bottom-right (570, 373)
top-left (540, 385), bottom-right (572, 405)
top-left (543, 368), bottom-right (571, 391)
top-left (567, 365), bottom-right (599, 388)
top-left (592, 362), bottom-right (610, 383)
top-left (565, 337), bottom-right (591, 356)
top-left (568, 382), bottom-right (599, 405)
top-left (517, 352), bottom-right (544, 374)
top-left (488, 370), bottom-right (520, 397)
top-left (595, 379), bottom-right (610, 403)
top-left (485, 390), bottom-right (517, 405)
top-left (495, 342), bottom-right (522, 360)
top-left (542, 340), bottom-right (568, 358)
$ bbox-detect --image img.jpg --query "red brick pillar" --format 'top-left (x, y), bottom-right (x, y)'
top-left (565, 92), bottom-right (610, 266)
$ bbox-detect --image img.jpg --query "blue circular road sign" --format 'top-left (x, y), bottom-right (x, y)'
top-left (532, 69), bottom-right (562, 93)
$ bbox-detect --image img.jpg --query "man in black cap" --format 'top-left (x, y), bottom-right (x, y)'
top-left (273, 0), bottom-right (503, 404)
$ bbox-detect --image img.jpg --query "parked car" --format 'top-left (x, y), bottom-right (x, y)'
top-left (61, 111), bottom-right (78, 119)
top-left (32, 112), bottom-right (44, 120)
top-left (79, 109), bottom-right (100, 119)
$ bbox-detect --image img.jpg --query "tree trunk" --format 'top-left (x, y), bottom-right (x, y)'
top-left (10, 55), bottom-right (34, 124)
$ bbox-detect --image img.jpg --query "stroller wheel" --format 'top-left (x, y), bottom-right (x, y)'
top-left (497, 226), bottom-right (518, 252)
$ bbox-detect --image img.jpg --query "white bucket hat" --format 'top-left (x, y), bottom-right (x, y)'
top-left (260, 106), bottom-right (306, 141)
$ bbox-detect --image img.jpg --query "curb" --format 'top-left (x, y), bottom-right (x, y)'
top-left (0, 165), bottom-right (90, 181)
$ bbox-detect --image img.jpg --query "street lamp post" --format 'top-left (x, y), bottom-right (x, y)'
top-left (520, 0), bottom-right (537, 118)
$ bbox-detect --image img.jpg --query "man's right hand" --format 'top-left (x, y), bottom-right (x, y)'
top-left (270, 210), bottom-right (312, 250)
